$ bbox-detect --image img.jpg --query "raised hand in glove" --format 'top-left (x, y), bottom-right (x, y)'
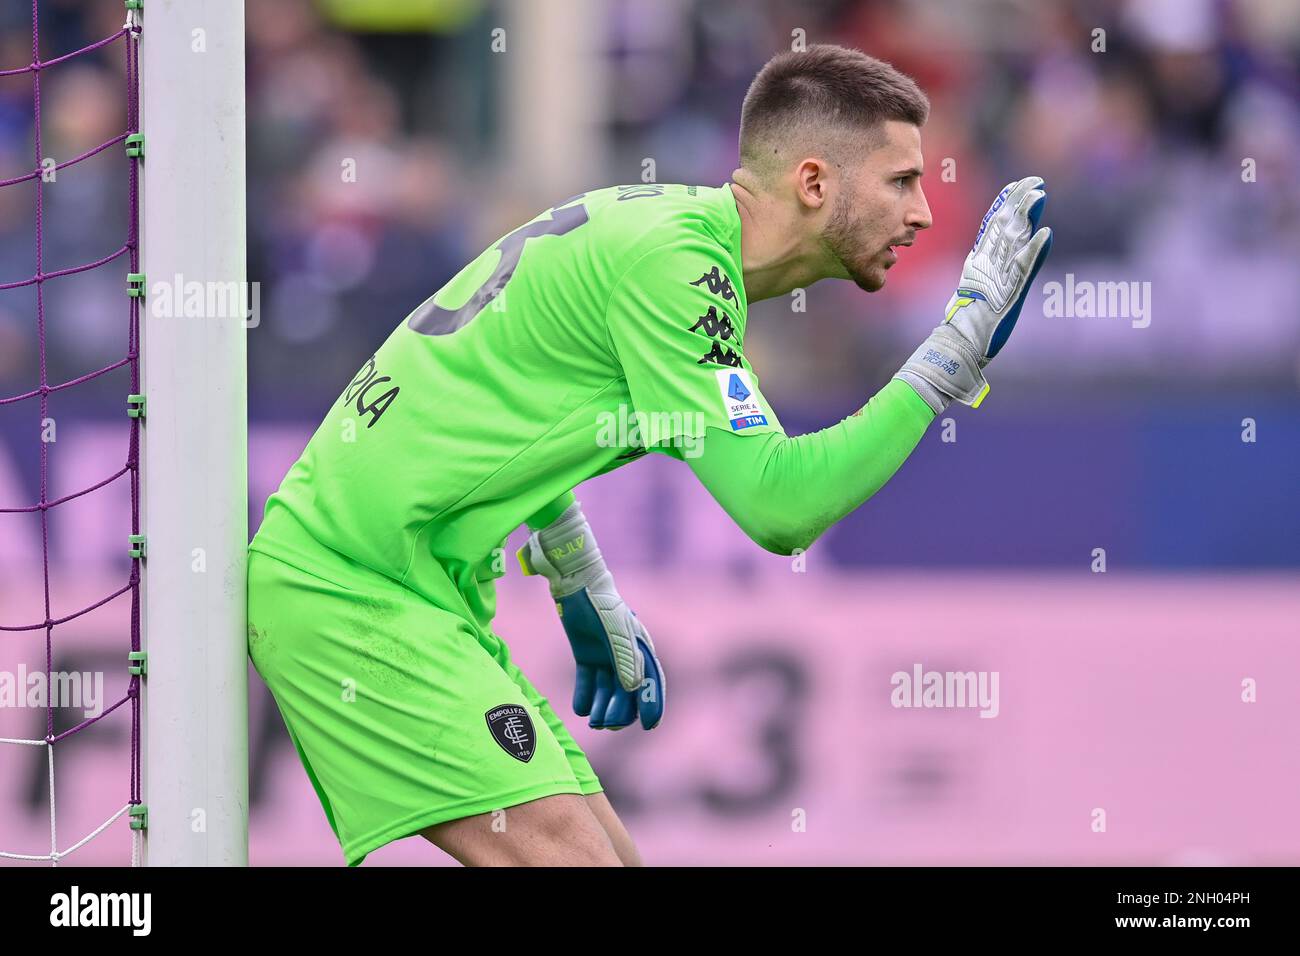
top-left (894, 175), bottom-right (1053, 412)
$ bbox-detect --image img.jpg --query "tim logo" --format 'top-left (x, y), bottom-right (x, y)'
top-left (342, 354), bottom-right (400, 428)
top-left (486, 704), bottom-right (536, 762)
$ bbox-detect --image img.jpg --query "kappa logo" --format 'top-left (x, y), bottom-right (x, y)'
top-left (697, 341), bottom-right (743, 367)
top-left (687, 305), bottom-right (735, 341)
top-left (690, 266), bottom-right (738, 304)
top-left (486, 704), bottom-right (536, 762)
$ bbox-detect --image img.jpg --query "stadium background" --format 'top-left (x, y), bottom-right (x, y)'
top-left (0, 0), bottom-right (1297, 864)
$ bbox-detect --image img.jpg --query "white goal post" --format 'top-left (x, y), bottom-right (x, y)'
top-left (138, 0), bottom-right (249, 866)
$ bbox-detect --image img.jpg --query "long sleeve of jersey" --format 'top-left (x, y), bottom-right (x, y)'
top-left (602, 234), bottom-right (936, 557)
top-left (524, 489), bottom-right (576, 531)
top-left (685, 378), bottom-right (935, 555)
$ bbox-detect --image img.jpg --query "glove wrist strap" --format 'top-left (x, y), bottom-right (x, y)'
top-left (895, 324), bottom-right (991, 411)
top-left (893, 370), bottom-right (952, 415)
top-left (533, 501), bottom-right (607, 594)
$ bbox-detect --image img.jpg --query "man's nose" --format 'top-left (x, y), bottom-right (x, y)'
top-left (908, 185), bottom-right (933, 231)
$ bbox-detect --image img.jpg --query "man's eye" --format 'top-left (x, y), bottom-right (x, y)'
top-left (894, 177), bottom-right (907, 189)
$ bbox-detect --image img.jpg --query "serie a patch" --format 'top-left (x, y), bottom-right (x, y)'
top-left (715, 369), bottom-right (768, 430)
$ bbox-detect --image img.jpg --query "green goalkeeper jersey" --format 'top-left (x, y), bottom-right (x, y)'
top-left (251, 183), bottom-right (785, 622)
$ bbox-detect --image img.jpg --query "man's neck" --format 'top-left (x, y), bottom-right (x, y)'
top-left (728, 176), bottom-right (832, 302)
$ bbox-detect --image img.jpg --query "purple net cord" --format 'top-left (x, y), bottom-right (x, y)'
top-left (0, 2), bottom-right (143, 857)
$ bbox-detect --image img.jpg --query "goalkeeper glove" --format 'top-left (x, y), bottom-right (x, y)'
top-left (517, 501), bottom-right (665, 730)
top-left (894, 175), bottom-right (1053, 412)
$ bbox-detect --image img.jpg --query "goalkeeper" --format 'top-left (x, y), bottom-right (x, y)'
top-left (247, 44), bottom-right (1052, 867)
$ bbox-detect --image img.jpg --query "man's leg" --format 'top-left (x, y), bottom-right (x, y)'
top-left (585, 792), bottom-right (643, 867)
top-left (480, 629), bottom-right (646, 864)
top-left (248, 549), bottom-right (610, 867)
top-left (421, 793), bottom-right (622, 866)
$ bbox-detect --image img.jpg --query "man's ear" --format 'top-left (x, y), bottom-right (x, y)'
top-left (793, 158), bottom-right (832, 210)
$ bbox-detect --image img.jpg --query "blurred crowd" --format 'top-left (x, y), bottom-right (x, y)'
top-left (0, 0), bottom-right (1297, 420)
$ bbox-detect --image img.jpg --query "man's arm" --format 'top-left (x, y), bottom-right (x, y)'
top-left (525, 490), bottom-right (576, 531)
top-left (685, 175), bottom-right (1052, 556)
top-left (685, 378), bottom-right (934, 555)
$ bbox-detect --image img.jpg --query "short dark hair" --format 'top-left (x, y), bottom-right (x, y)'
top-left (739, 45), bottom-right (930, 181)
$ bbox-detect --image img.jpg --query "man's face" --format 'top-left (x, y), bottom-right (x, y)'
top-left (820, 120), bottom-right (932, 291)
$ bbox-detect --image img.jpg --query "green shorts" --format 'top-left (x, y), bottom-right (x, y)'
top-left (246, 545), bottom-right (601, 866)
